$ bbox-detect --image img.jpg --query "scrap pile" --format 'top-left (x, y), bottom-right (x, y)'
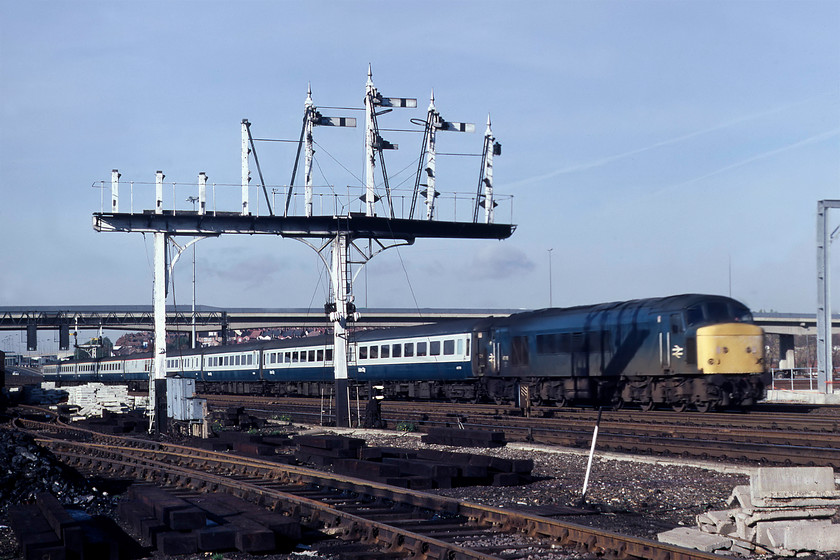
top-left (659, 467), bottom-right (840, 556)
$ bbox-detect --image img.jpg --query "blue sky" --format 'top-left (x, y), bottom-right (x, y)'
top-left (2, 0), bottom-right (839, 332)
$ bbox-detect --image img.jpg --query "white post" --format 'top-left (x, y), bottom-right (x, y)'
top-left (304, 85), bottom-right (315, 218)
top-left (155, 170), bottom-right (164, 214)
top-left (425, 91), bottom-right (438, 220)
top-left (483, 116), bottom-right (495, 224)
top-left (241, 119), bottom-right (250, 216)
top-left (111, 169), bottom-right (120, 213)
top-left (364, 66), bottom-right (377, 217)
top-left (198, 172), bottom-right (207, 216)
top-left (151, 230), bottom-right (168, 433)
top-left (331, 232), bottom-right (351, 427)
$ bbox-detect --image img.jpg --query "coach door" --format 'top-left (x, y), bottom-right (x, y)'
top-left (473, 328), bottom-right (499, 376)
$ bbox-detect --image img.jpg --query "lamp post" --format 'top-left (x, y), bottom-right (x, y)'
top-left (186, 196), bottom-right (199, 349)
top-left (548, 248), bottom-right (554, 308)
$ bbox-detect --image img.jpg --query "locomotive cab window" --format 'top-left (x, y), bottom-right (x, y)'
top-left (670, 314), bottom-right (684, 334)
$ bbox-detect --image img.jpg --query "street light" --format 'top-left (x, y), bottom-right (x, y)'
top-left (187, 196), bottom-right (199, 348)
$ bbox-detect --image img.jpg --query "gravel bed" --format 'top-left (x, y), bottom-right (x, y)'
top-left (339, 429), bottom-right (751, 540)
top-left (0, 421), bottom-right (809, 559)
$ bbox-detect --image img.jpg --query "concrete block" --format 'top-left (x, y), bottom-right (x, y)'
top-left (697, 509), bottom-right (736, 533)
top-left (728, 485), bottom-right (752, 511)
top-left (751, 467), bottom-right (840, 503)
top-left (746, 507), bottom-right (836, 525)
top-left (755, 520), bottom-right (832, 548)
top-left (782, 522), bottom-right (840, 552)
top-left (657, 527), bottom-right (732, 553)
top-left (734, 512), bottom-right (756, 541)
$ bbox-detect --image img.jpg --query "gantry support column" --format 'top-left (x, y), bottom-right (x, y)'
top-left (331, 232), bottom-right (351, 427)
top-left (151, 230), bottom-right (168, 434)
top-left (816, 200), bottom-right (840, 393)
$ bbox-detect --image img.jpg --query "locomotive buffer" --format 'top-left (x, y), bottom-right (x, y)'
top-left (93, 68), bottom-right (515, 433)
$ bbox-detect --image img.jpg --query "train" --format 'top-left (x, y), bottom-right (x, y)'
top-left (41, 294), bottom-right (769, 411)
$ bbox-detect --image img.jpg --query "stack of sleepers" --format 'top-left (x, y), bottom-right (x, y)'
top-left (117, 485), bottom-right (302, 555)
top-left (420, 427), bottom-right (507, 447)
top-left (8, 492), bottom-right (119, 560)
top-left (334, 446), bottom-right (534, 489)
top-left (293, 434), bottom-right (366, 466)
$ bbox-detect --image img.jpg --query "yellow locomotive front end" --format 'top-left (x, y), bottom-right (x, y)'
top-left (696, 323), bottom-right (764, 374)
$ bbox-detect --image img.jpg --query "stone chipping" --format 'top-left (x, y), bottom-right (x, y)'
top-left (3, 422), bottom-right (840, 559)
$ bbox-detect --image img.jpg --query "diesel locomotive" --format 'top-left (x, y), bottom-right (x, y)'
top-left (42, 294), bottom-right (768, 411)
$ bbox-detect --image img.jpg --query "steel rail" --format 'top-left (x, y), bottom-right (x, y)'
top-left (16, 418), bottom-right (731, 560)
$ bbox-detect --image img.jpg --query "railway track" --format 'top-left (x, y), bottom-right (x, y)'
top-left (205, 395), bottom-right (840, 467)
top-left (15, 413), bottom-right (729, 560)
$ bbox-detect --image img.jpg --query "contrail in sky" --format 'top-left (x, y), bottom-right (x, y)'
top-left (651, 127), bottom-right (840, 195)
top-left (507, 93), bottom-right (837, 189)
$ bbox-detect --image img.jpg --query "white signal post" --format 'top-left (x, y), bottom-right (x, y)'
top-left (304, 86), bottom-right (315, 217)
top-left (425, 92), bottom-right (438, 220)
top-left (422, 91), bottom-right (474, 220)
top-left (482, 116), bottom-right (495, 224)
top-left (152, 171), bottom-right (167, 433)
top-left (241, 120), bottom-right (250, 216)
top-left (111, 169), bottom-right (120, 213)
top-left (364, 68), bottom-right (377, 217)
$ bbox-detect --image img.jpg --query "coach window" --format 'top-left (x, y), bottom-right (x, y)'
top-left (444, 339), bottom-right (455, 355)
top-left (392, 344), bottom-right (401, 358)
top-left (359, 346), bottom-right (368, 360)
top-left (291, 351), bottom-right (298, 362)
top-left (235, 355), bottom-right (241, 366)
top-left (370, 346), bottom-right (379, 359)
top-left (404, 343), bottom-right (414, 357)
top-left (326, 348), bottom-right (333, 361)
top-left (317, 349), bottom-right (324, 361)
top-left (308, 350), bottom-right (315, 362)
top-left (284, 352), bottom-right (291, 363)
top-left (270, 353), bottom-right (276, 364)
top-left (417, 342), bottom-right (427, 356)
top-left (381, 345), bottom-right (390, 359)
top-left (430, 341), bottom-right (441, 356)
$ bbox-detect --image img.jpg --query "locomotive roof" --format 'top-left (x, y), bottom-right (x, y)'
top-left (507, 294), bottom-right (748, 322)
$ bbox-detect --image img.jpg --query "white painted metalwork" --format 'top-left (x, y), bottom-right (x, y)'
top-left (155, 171), bottom-right (164, 214)
top-left (482, 116), bottom-right (495, 224)
top-left (111, 169), bottom-right (120, 213)
top-left (151, 230), bottom-right (167, 432)
top-left (424, 92), bottom-right (438, 220)
top-left (304, 85), bottom-right (315, 217)
top-left (364, 67), bottom-right (377, 217)
top-left (241, 119), bottom-right (250, 216)
top-left (198, 172), bottom-right (207, 215)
